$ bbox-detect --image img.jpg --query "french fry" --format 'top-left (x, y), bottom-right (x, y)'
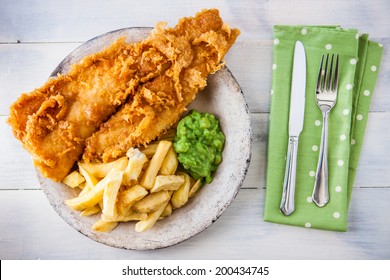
top-left (135, 200), bottom-right (169, 232)
top-left (62, 170), bottom-right (85, 188)
top-left (115, 200), bottom-right (130, 218)
top-left (102, 211), bottom-right (147, 222)
top-left (65, 180), bottom-right (105, 211)
top-left (159, 146), bottom-right (179, 175)
top-left (102, 171), bottom-right (124, 220)
top-left (78, 182), bottom-right (92, 197)
top-left (79, 157), bottom-right (128, 178)
top-left (150, 175), bottom-right (184, 193)
top-left (120, 212), bottom-right (147, 222)
top-left (91, 219), bottom-right (118, 232)
top-left (171, 172), bottom-right (191, 209)
top-left (123, 148), bottom-right (148, 186)
top-left (98, 200), bottom-right (103, 210)
top-left (139, 143), bottom-right (159, 158)
top-left (160, 202), bottom-right (172, 217)
top-left (118, 185), bottom-right (148, 206)
top-left (80, 204), bottom-right (101, 217)
top-left (132, 191), bottom-right (171, 213)
top-left (116, 197), bottom-right (147, 222)
top-left (157, 128), bottom-right (177, 141)
top-left (66, 164), bottom-right (126, 211)
top-left (140, 140), bottom-right (172, 189)
top-left (65, 137), bottom-right (209, 233)
top-left (189, 179), bottom-right (203, 198)
top-left (78, 182), bottom-right (86, 189)
top-left (78, 164), bottom-right (99, 189)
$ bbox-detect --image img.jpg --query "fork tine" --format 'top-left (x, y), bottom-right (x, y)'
top-left (327, 54), bottom-right (334, 91)
top-left (316, 55), bottom-right (324, 92)
top-left (321, 54), bottom-right (329, 91)
top-left (332, 54), bottom-right (339, 91)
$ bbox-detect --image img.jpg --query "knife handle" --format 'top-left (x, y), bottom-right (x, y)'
top-left (280, 136), bottom-right (299, 216)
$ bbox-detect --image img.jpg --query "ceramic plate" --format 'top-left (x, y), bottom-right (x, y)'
top-left (37, 27), bottom-right (252, 250)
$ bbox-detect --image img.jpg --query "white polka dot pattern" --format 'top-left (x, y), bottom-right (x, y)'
top-left (265, 25), bottom-right (383, 231)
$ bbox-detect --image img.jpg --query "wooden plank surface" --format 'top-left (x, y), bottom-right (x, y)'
top-left (0, 0), bottom-right (389, 259)
top-left (1, 0), bottom-right (389, 42)
top-left (0, 188), bottom-right (389, 259)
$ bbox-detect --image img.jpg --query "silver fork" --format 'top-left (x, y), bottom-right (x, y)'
top-left (312, 53), bottom-right (339, 207)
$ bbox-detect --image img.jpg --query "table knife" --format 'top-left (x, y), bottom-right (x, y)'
top-left (280, 40), bottom-right (307, 216)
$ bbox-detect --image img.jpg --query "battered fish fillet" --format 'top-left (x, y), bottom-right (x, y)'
top-left (83, 9), bottom-right (240, 163)
top-left (8, 10), bottom-right (222, 181)
top-left (8, 39), bottom-right (169, 181)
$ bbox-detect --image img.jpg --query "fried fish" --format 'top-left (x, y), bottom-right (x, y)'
top-left (83, 11), bottom-right (240, 162)
top-left (8, 9), bottom-right (239, 181)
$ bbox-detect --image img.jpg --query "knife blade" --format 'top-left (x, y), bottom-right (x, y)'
top-left (280, 40), bottom-right (307, 216)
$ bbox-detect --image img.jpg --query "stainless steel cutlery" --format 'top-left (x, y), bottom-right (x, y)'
top-left (280, 43), bottom-right (340, 215)
top-left (312, 54), bottom-right (339, 207)
top-left (280, 41), bottom-right (307, 216)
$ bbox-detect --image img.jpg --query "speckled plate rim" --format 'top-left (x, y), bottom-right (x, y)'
top-left (38, 27), bottom-right (252, 250)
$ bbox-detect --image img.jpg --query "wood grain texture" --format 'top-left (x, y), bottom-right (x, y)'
top-left (0, 188), bottom-right (389, 259)
top-left (0, 0), bottom-right (389, 43)
top-left (0, 0), bottom-right (389, 259)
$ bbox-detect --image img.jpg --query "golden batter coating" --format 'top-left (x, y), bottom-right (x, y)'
top-left (84, 11), bottom-right (240, 162)
top-left (7, 9), bottom-right (239, 181)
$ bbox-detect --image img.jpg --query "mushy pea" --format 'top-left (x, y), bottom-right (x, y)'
top-left (173, 110), bottom-right (225, 183)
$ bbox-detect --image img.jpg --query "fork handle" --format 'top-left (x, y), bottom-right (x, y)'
top-left (280, 136), bottom-right (299, 215)
top-left (312, 110), bottom-right (330, 207)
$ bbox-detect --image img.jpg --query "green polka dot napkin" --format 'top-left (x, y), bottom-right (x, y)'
top-left (264, 26), bottom-right (383, 231)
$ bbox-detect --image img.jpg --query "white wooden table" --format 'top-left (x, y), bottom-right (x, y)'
top-left (1, 0), bottom-right (389, 259)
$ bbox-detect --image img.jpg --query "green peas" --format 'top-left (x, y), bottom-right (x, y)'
top-left (173, 110), bottom-right (225, 183)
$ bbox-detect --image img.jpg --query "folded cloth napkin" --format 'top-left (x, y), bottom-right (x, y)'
top-left (264, 26), bottom-right (383, 231)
